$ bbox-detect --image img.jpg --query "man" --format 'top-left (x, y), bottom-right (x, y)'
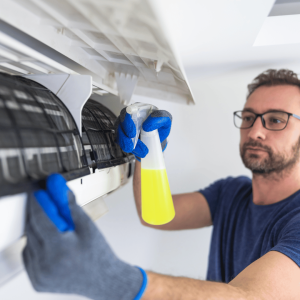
top-left (24, 69), bottom-right (300, 299)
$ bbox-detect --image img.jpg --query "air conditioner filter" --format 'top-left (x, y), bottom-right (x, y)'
top-left (0, 72), bottom-right (89, 192)
top-left (82, 99), bottom-right (132, 169)
top-left (0, 72), bottom-right (133, 197)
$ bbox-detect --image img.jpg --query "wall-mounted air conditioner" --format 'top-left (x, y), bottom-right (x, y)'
top-left (0, 0), bottom-right (194, 286)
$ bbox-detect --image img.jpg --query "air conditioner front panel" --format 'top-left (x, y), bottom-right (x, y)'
top-left (0, 0), bottom-right (194, 105)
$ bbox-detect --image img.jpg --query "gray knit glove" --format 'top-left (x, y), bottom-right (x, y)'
top-left (22, 174), bottom-right (147, 300)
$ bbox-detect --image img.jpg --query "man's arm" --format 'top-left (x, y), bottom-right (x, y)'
top-left (142, 251), bottom-right (300, 300)
top-left (133, 160), bottom-right (212, 230)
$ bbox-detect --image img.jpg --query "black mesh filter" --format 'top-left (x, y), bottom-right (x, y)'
top-left (0, 72), bottom-right (134, 197)
top-left (82, 99), bottom-right (131, 168)
top-left (0, 72), bottom-right (88, 189)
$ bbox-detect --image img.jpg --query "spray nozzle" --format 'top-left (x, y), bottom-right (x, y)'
top-left (126, 102), bottom-right (158, 148)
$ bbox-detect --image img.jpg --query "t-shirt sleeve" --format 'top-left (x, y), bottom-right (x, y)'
top-left (198, 178), bottom-right (230, 223)
top-left (271, 213), bottom-right (300, 267)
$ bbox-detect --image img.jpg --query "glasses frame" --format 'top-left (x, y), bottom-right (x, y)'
top-left (233, 110), bottom-right (300, 131)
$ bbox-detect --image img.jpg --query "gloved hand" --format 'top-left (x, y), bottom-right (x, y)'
top-left (23, 174), bottom-right (147, 300)
top-left (115, 107), bottom-right (172, 160)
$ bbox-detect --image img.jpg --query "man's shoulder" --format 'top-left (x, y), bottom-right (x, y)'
top-left (200, 176), bottom-right (252, 199)
top-left (211, 176), bottom-right (252, 206)
top-left (217, 175), bottom-right (252, 190)
top-left (200, 176), bottom-right (252, 223)
top-left (283, 190), bottom-right (300, 211)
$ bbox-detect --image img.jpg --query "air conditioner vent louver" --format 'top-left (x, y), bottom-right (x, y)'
top-left (82, 100), bottom-right (131, 169)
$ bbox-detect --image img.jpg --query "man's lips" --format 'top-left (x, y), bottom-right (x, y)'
top-left (246, 147), bottom-right (267, 152)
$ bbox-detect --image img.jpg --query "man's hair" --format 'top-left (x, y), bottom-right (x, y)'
top-left (247, 69), bottom-right (300, 99)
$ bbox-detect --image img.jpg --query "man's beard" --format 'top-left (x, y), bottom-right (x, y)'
top-left (240, 137), bottom-right (300, 175)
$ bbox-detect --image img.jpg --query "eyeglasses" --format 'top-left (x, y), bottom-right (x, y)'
top-left (233, 110), bottom-right (300, 131)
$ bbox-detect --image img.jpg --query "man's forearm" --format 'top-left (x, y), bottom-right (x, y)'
top-left (142, 272), bottom-right (249, 300)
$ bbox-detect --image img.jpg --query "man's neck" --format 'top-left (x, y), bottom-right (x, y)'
top-left (252, 164), bottom-right (300, 205)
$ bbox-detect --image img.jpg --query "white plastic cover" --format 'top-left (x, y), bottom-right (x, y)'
top-left (0, 0), bottom-right (194, 105)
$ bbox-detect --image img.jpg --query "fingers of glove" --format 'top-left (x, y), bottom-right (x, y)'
top-left (150, 110), bottom-right (173, 120)
top-left (119, 108), bottom-right (136, 138)
top-left (34, 190), bottom-right (70, 232)
top-left (158, 125), bottom-right (171, 144)
top-left (46, 174), bottom-right (75, 231)
top-left (161, 139), bottom-right (168, 152)
top-left (142, 110), bottom-right (172, 143)
top-left (132, 139), bottom-right (148, 158)
top-left (117, 123), bottom-right (134, 153)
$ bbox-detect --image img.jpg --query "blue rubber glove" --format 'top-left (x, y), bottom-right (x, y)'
top-left (115, 107), bottom-right (172, 160)
top-left (23, 174), bottom-right (148, 300)
top-left (34, 174), bottom-right (75, 232)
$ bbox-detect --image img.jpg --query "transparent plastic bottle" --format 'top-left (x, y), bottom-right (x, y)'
top-left (140, 128), bottom-right (175, 225)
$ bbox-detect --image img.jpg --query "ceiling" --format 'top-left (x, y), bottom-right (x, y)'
top-left (155, 0), bottom-right (300, 78)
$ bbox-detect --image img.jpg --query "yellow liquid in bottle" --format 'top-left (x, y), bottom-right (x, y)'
top-left (141, 168), bottom-right (175, 225)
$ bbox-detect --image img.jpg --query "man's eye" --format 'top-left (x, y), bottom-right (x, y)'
top-left (243, 116), bottom-right (253, 122)
top-left (270, 118), bottom-right (283, 124)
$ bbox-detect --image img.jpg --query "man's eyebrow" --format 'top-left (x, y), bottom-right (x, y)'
top-left (243, 108), bottom-right (256, 113)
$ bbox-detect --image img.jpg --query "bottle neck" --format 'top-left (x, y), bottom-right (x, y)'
top-left (140, 129), bottom-right (158, 137)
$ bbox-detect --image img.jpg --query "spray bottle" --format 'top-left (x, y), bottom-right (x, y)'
top-left (126, 102), bottom-right (175, 225)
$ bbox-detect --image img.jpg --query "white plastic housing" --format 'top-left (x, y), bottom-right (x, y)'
top-left (0, 0), bottom-right (195, 105)
top-left (140, 129), bottom-right (165, 170)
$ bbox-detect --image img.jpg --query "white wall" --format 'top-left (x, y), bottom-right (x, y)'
top-left (0, 64), bottom-right (287, 299)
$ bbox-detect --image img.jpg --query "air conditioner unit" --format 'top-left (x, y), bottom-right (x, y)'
top-left (0, 0), bottom-right (194, 286)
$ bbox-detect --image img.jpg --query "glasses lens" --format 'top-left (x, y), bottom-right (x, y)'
top-left (263, 112), bottom-right (289, 130)
top-left (234, 111), bottom-right (256, 128)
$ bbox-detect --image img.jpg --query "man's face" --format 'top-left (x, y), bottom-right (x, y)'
top-left (240, 85), bottom-right (300, 175)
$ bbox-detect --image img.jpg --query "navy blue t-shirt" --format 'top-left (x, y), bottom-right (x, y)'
top-left (199, 176), bottom-right (300, 283)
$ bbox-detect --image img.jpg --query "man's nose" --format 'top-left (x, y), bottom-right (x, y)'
top-left (247, 116), bottom-right (267, 140)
